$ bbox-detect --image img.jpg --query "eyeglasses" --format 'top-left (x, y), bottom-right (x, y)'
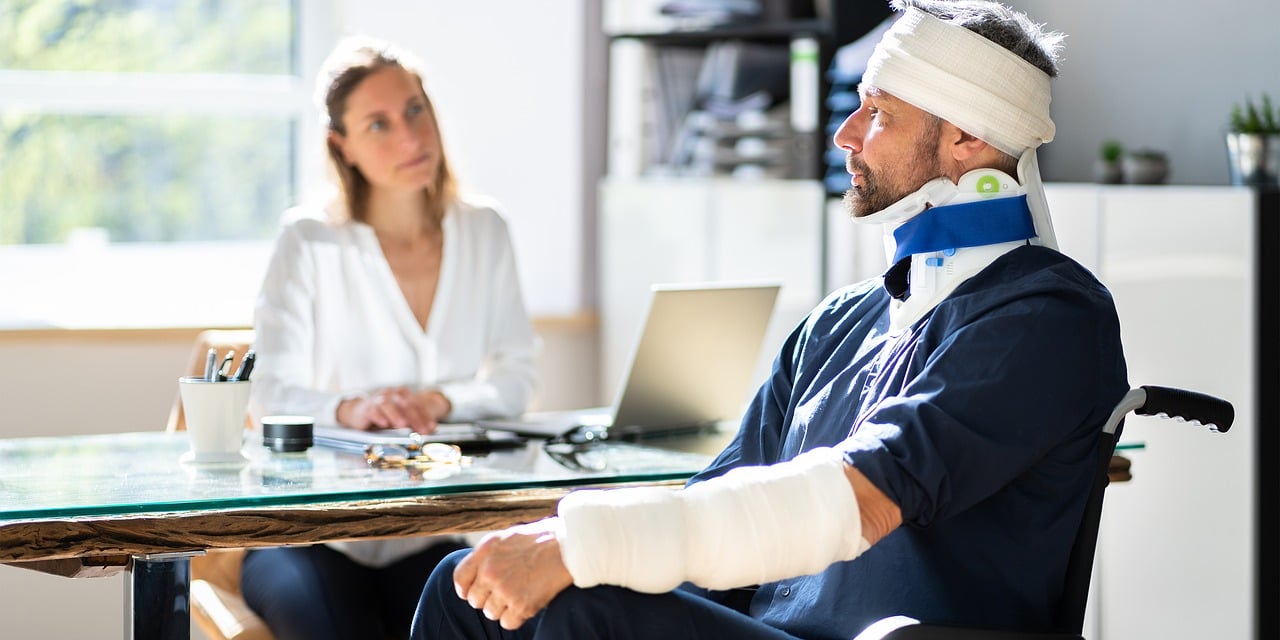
top-left (543, 425), bottom-right (611, 472)
top-left (364, 436), bottom-right (469, 478)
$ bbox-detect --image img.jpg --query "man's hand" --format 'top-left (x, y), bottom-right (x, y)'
top-left (453, 518), bottom-right (573, 630)
top-left (336, 387), bottom-right (451, 434)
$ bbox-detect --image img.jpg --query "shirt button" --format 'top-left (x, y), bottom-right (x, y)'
top-left (779, 586), bottom-right (791, 597)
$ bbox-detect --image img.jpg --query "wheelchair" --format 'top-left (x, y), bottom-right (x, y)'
top-left (856, 385), bottom-right (1235, 640)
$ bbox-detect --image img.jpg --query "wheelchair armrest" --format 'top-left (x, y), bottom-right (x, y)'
top-left (855, 617), bottom-right (1082, 640)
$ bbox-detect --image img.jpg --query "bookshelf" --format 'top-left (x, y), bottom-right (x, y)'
top-left (595, 4), bottom-right (895, 404)
top-left (603, 3), bottom-right (892, 180)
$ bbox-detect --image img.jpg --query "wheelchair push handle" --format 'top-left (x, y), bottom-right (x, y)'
top-left (1135, 385), bottom-right (1234, 433)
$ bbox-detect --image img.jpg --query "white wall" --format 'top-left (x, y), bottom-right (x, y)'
top-left (1005, 0), bottom-right (1280, 185)
top-left (337, 0), bottom-right (595, 315)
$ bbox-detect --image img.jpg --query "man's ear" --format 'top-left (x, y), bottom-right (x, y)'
top-left (943, 122), bottom-right (990, 163)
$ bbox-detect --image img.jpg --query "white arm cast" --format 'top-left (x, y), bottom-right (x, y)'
top-left (555, 447), bottom-right (870, 593)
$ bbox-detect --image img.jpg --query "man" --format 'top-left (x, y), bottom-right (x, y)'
top-left (412, 1), bottom-right (1129, 638)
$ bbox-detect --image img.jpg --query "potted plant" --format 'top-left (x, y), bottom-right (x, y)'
top-left (1093, 139), bottom-right (1124, 184)
top-left (1226, 93), bottom-right (1280, 187)
top-left (1122, 148), bottom-right (1170, 185)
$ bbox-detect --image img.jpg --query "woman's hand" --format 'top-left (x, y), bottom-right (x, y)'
top-left (336, 387), bottom-right (451, 434)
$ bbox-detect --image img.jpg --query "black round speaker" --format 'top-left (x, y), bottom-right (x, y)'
top-left (261, 415), bottom-right (314, 453)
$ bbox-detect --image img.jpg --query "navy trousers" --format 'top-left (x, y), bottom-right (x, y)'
top-left (242, 540), bottom-right (466, 640)
top-left (411, 549), bottom-right (802, 640)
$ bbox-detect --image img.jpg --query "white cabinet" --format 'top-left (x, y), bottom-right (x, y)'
top-left (598, 177), bottom-right (824, 406)
top-left (1045, 184), bottom-right (1257, 640)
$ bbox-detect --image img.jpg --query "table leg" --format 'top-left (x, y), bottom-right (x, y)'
top-left (124, 552), bottom-right (196, 640)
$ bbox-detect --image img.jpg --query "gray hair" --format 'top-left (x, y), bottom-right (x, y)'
top-left (891, 0), bottom-right (1065, 77)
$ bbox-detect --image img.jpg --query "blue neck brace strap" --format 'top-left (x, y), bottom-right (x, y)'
top-left (891, 195), bottom-right (1036, 264)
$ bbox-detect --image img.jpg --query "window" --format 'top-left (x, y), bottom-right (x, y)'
top-left (0, 0), bottom-right (334, 328)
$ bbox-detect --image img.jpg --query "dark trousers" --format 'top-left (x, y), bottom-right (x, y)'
top-left (411, 549), bottom-right (802, 640)
top-left (242, 540), bottom-right (466, 640)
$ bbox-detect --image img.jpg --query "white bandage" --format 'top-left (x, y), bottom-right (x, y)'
top-left (556, 447), bottom-right (869, 593)
top-left (863, 7), bottom-right (1055, 157)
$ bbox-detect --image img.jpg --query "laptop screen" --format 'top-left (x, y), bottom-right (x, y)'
top-left (478, 282), bottom-right (780, 439)
top-left (607, 282), bottom-right (780, 435)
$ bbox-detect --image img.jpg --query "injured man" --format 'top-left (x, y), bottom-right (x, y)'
top-left (412, 1), bottom-right (1129, 638)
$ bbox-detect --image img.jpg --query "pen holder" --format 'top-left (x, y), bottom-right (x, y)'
top-left (178, 376), bottom-right (251, 464)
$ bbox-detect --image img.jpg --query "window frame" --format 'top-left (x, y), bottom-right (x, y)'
top-left (0, 1), bottom-right (338, 330)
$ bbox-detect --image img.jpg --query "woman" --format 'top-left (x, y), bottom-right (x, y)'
top-left (242, 36), bottom-right (538, 640)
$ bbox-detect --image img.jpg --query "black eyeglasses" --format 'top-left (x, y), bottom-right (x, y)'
top-left (543, 425), bottom-right (611, 471)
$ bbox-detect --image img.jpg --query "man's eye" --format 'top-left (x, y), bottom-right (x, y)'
top-left (407, 103), bottom-right (426, 118)
top-left (369, 120), bottom-right (387, 132)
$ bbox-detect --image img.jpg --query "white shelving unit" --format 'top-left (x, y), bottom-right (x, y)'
top-left (598, 177), bottom-right (824, 406)
top-left (1047, 184), bottom-right (1258, 640)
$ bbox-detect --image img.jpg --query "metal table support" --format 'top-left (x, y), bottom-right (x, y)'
top-left (125, 552), bottom-right (198, 640)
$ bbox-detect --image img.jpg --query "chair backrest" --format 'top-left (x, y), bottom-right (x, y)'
top-left (865, 386), bottom-right (1233, 640)
top-left (1053, 385), bottom-right (1234, 633)
top-left (1053, 433), bottom-right (1117, 632)
top-left (167, 329), bottom-right (256, 433)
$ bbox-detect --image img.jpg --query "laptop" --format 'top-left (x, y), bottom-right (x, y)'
top-left (479, 282), bottom-right (781, 439)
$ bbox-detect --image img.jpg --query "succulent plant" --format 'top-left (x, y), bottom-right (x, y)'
top-left (1229, 93), bottom-right (1280, 134)
top-left (1099, 139), bottom-right (1123, 163)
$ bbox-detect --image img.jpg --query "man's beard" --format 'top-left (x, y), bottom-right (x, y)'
top-left (842, 122), bottom-right (943, 218)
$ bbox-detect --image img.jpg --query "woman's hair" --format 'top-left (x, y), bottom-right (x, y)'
top-left (316, 36), bottom-right (458, 226)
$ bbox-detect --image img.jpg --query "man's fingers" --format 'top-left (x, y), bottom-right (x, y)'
top-left (498, 610), bottom-right (527, 631)
top-left (453, 551), bottom-right (479, 600)
top-left (482, 601), bottom-right (506, 622)
top-left (466, 583), bottom-right (492, 612)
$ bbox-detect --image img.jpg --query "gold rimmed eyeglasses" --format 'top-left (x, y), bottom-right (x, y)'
top-left (364, 437), bottom-right (468, 472)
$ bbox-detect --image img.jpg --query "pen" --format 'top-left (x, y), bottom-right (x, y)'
top-left (233, 350), bottom-right (256, 381)
top-left (239, 351), bottom-right (256, 381)
top-left (217, 350), bottom-right (235, 382)
top-left (204, 348), bottom-right (217, 382)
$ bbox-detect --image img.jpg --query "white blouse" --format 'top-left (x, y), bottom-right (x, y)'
top-left (249, 197), bottom-right (539, 566)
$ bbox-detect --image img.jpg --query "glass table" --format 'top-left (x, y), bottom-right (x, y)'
top-left (0, 430), bottom-right (716, 639)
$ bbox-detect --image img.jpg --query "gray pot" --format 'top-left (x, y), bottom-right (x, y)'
top-left (1122, 153), bottom-right (1169, 185)
top-left (1093, 159), bottom-right (1123, 184)
top-left (1225, 132), bottom-right (1280, 187)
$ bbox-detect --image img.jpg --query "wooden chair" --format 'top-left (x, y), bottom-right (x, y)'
top-left (169, 329), bottom-right (274, 640)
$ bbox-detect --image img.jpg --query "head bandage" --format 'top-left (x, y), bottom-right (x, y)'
top-left (856, 6), bottom-right (1060, 251)
top-left (863, 7), bottom-right (1054, 157)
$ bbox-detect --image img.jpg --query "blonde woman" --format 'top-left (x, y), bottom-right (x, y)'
top-left (243, 36), bottom-right (538, 640)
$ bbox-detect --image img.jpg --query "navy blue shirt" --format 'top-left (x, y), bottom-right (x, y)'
top-left (688, 246), bottom-right (1128, 639)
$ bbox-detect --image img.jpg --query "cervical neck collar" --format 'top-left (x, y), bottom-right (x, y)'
top-left (890, 194), bottom-right (1035, 264)
top-left (856, 167), bottom-right (1039, 333)
top-left (857, 167), bottom-right (1032, 266)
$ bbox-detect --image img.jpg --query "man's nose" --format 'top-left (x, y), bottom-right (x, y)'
top-left (832, 111), bottom-right (862, 154)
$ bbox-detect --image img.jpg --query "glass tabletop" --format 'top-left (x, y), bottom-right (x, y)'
top-left (0, 431), bottom-right (715, 521)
